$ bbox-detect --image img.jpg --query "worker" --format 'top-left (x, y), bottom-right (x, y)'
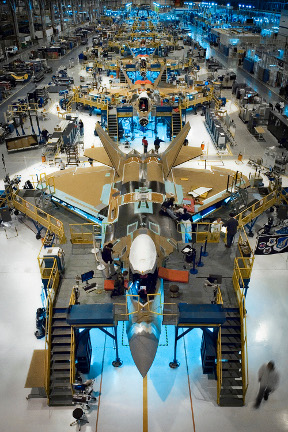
top-left (177, 208), bottom-right (192, 241)
top-left (41, 129), bottom-right (49, 143)
top-left (101, 243), bottom-right (115, 279)
top-left (161, 196), bottom-right (178, 220)
top-left (211, 217), bottom-right (223, 241)
top-left (79, 119), bottom-right (84, 136)
top-left (154, 137), bottom-right (164, 153)
top-left (142, 136), bottom-right (148, 154)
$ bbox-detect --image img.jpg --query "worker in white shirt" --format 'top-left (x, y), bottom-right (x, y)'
top-left (254, 361), bottom-right (280, 408)
top-left (210, 217), bottom-right (223, 240)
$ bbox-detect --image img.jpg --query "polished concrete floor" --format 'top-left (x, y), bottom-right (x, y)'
top-left (0, 221), bottom-right (288, 432)
top-left (1, 27), bottom-right (288, 432)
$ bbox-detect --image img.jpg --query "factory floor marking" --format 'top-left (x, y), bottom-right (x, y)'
top-left (183, 332), bottom-right (196, 432)
top-left (143, 375), bottom-right (148, 432)
top-left (95, 334), bottom-right (107, 432)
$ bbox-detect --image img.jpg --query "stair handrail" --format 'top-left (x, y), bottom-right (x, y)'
top-left (44, 258), bottom-right (60, 403)
top-left (13, 192), bottom-right (66, 243)
top-left (240, 295), bottom-right (248, 401)
top-left (216, 326), bottom-right (222, 405)
top-left (230, 227), bottom-right (254, 403)
top-left (236, 189), bottom-right (278, 228)
top-left (69, 288), bottom-right (76, 391)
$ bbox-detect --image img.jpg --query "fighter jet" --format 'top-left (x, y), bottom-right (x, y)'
top-left (47, 122), bottom-right (248, 376)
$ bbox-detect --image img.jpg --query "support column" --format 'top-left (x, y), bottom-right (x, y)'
top-left (39, 0), bottom-right (47, 41)
top-left (23, 0), bottom-right (36, 41)
top-left (7, 0), bottom-right (20, 49)
top-left (57, 0), bottom-right (64, 32)
top-left (48, 0), bottom-right (57, 36)
top-left (71, 0), bottom-right (77, 26)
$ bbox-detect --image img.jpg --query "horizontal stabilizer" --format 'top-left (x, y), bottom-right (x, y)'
top-left (95, 122), bottom-right (126, 177)
top-left (161, 122), bottom-right (191, 178)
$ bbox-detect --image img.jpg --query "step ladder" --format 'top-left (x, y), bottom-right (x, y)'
top-left (218, 307), bottom-right (244, 406)
top-left (49, 307), bottom-right (73, 406)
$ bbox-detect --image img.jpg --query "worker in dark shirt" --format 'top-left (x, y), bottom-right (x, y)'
top-left (41, 129), bottom-right (49, 143)
top-left (177, 208), bottom-right (192, 221)
top-left (101, 242), bottom-right (115, 278)
top-left (161, 197), bottom-right (177, 220)
top-left (223, 212), bottom-right (239, 248)
top-left (154, 137), bottom-right (164, 153)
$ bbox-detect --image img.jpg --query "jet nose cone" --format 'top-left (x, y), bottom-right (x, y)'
top-left (129, 332), bottom-right (159, 377)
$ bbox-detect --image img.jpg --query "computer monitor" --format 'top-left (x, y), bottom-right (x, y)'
top-left (81, 270), bottom-right (94, 283)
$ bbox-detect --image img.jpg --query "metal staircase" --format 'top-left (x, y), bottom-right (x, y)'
top-left (107, 109), bottom-right (118, 140)
top-left (218, 307), bottom-right (244, 406)
top-left (49, 307), bottom-right (73, 406)
top-left (161, 67), bottom-right (167, 83)
top-left (172, 109), bottom-right (182, 137)
top-left (120, 68), bottom-right (126, 83)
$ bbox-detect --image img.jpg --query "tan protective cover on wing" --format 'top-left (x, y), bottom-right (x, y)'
top-left (95, 122), bottom-right (125, 177)
top-left (84, 147), bottom-right (114, 167)
top-left (174, 146), bottom-right (203, 167)
top-left (161, 122), bottom-right (191, 178)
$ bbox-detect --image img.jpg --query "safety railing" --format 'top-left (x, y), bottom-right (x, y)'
top-left (13, 193), bottom-right (66, 243)
top-left (279, 188), bottom-right (288, 205)
top-left (69, 222), bottom-right (102, 245)
top-left (0, 184), bottom-right (16, 207)
top-left (216, 285), bottom-right (223, 305)
top-left (232, 269), bottom-right (249, 403)
top-left (44, 258), bottom-right (60, 403)
top-left (117, 290), bottom-right (178, 320)
top-left (216, 327), bottom-right (222, 405)
top-left (38, 173), bottom-right (56, 195)
top-left (69, 288), bottom-right (76, 391)
top-left (236, 189), bottom-right (278, 228)
top-left (177, 221), bottom-right (226, 244)
top-left (230, 228), bottom-right (253, 404)
top-left (236, 228), bottom-right (255, 282)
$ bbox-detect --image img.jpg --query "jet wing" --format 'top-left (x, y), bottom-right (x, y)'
top-left (173, 146), bottom-right (203, 167)
top-left (161, 122), bottom-right (191, 178)
top-left (172, 166), bottom-right (249, 210)
top-left (84, 147), bottom-right (114, 168)
top-left (95, 122), bottom-right (126, 178)
top-left (47, 166), bottom-right (115, 217)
